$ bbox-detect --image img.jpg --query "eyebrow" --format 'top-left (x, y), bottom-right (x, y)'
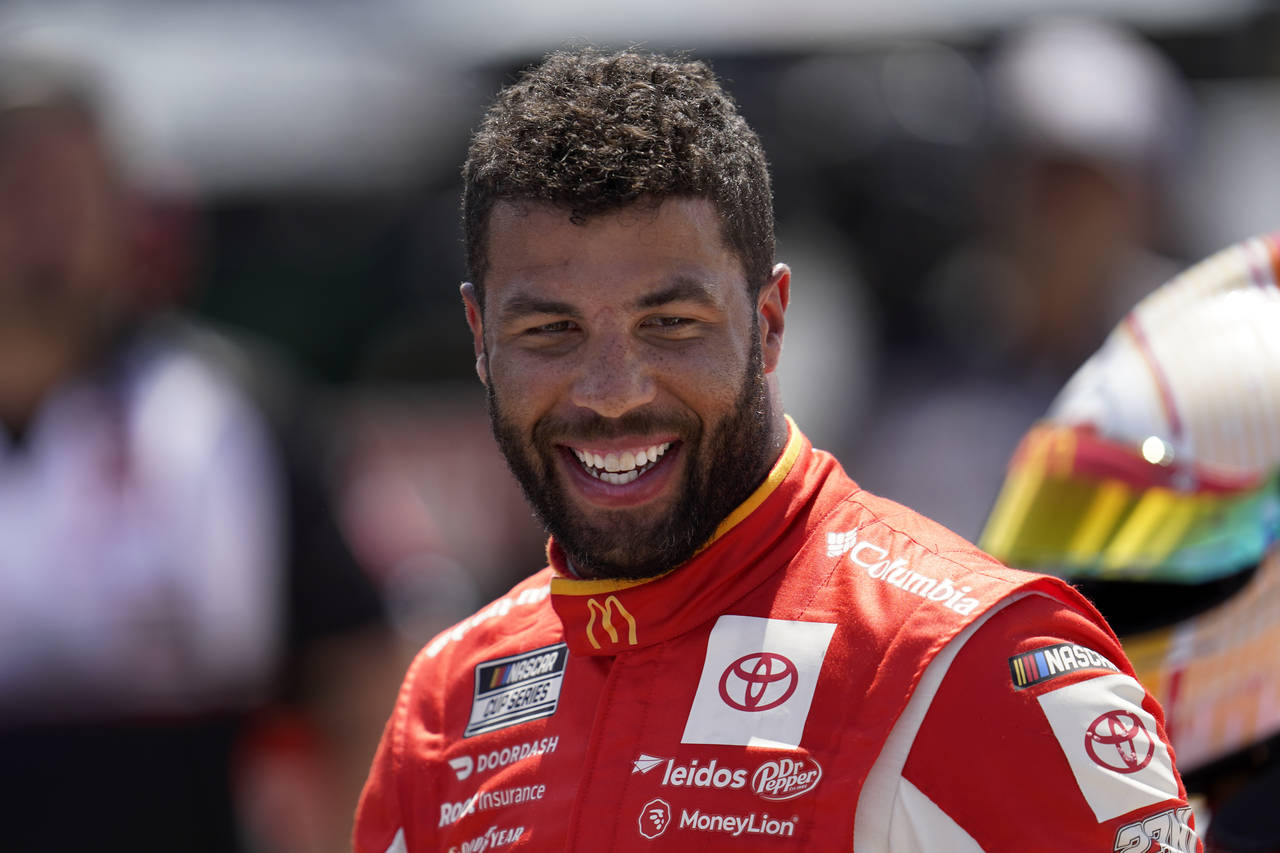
top-left (634, 277), bottom-right (719, 310)
top-left (495, 275), bottom-right (720, 323)
top-left (496, 294), bottom-right (579, 325)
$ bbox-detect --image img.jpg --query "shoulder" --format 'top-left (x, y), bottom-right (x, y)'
top-left (404, 568), bottom-right (562, 697)
top-left (871, 592), bottom-right (1195, 851)
top-left (819, 484), bottom-right (1088, 623)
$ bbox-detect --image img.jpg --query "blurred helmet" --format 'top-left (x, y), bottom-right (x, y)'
top-left (980, 233), bottom-right (1280, 779)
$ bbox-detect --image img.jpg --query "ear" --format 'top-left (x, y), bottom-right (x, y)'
top-left (460, 282), bottom-right (488, 386)
top-left (757, 263), bottom-right (790, 375)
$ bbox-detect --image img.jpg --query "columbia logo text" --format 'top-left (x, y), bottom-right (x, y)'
top-left (834, 529), bottom-right (980, 614)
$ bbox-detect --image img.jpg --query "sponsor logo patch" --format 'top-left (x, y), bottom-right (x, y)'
top-left (446, 824), bottom-right (525, 853)
top-left (639, 798), bottom-right (671, 839)
top-left (439, 784), bottom-right (547, 827)
top-left (448, 736), bottom-right (559, 781)
top-left (751, 756), bottom-right (823, 801)
top-left (678, 808), bottom-right (798, 838)
top-left (464, 644), bottom-right (567, 737)
top-left (585, 595), bottom-right (638, 650)
top-left (1037, 673), bottom-right (1180, 822)
top-left (632, 754), bottom-right (665, 775)
top-left (833, 528), bottom-right (981, 614)
top-left (682, 616), bottom-right (835, 749)
top-left (1009, 642), bottom-right (1120, 689)
top-left (448, 756), bottom-right (474, 781)
top-left (1113, 806), bottom-right (1197, 853)
top-left (634, 753), bottom-right (824, 801)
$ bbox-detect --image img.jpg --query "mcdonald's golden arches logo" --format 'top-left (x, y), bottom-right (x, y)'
top-left (585, 595), bottom-right (638, 649)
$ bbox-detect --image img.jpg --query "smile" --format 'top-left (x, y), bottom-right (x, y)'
top-left (571, 442), bottom-right (672, 485)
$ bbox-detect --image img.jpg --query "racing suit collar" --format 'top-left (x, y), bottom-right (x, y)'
top-left (549, 417), bottom-right (837, 656)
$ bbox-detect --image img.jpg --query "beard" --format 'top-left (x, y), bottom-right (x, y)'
top-left (486, 333), bottom-right (774, 581)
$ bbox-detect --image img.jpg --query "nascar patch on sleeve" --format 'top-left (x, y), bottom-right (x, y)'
top-left (1009, 642), bottom-right (1119, 689)
top-left (1037, 672), bottom-right (1181, 822)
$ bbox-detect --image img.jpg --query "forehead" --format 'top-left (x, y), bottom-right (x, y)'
top-left (483, 197), bottom-right (745, 308)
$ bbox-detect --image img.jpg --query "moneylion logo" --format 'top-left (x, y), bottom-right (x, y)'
top-left (638, 798), bottom-right (671, 839)
top-left (585, 595), bottom-right (638, 649)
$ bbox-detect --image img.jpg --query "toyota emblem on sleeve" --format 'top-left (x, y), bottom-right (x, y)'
top-left (1084, 710), bottom-right (1155, 773)
top-left (718, 652), bottom-right (799, 712)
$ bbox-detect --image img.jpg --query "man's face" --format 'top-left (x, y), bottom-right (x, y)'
top-left (464, 197), bottom-right (788, 580)
top-left (0, 110), bottom-right (125, 343)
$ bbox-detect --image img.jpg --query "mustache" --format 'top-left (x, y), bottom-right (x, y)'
top-left (533, 409), bottom-right (697, 445)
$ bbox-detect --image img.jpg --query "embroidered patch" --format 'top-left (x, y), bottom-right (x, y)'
top-left (682, 615), bottom-right (835, 749)
top-left (464, 643), bottom-right (568, 737)
top-left (1037, 673), bottom-right (1180, 822)
top-left (1009, 642), bottom-right (1119, 689)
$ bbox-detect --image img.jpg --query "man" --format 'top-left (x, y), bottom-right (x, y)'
top-left (980, 232), bottom-right (1280, 852)
top-left (355, 49), bottom-right (1200, 851)
top-left (0, 58), bottom-right (394, 852)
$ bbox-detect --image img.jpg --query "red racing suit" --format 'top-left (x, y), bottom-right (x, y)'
top-left (355, 425), bottom-right (1201, 852)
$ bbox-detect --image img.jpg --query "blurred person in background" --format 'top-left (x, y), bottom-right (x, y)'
top-left (0, 56), bottom-right (398, 852)
top-left (981, 233), bottom-right (1280, 852)
top-left (849, 16), bottom-right (1193, 542)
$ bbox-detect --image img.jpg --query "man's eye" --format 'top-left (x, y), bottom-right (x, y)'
top-left (527, 320), bottom-right (575, 334)
top-left (645, 316), bottom-right (692, 329)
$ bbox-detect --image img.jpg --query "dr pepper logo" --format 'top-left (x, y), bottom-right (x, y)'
top-left (751, 756), bottom-right (823, 801)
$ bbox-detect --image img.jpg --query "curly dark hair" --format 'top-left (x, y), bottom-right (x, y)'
top-left (462, 49), bottom-right (774, 306)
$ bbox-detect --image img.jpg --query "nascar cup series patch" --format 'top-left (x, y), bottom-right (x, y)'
top-left (1037, 672), bottom-right (1180, 822)
top-left (464, 643), bottom-right (568, 737)
top-left (682, 615), bottom-right (836, 750)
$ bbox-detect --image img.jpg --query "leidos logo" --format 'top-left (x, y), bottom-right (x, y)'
top-left (659, 758), bottom-right (747, 790)
top-left (585, 595), bottom-right (637, 650)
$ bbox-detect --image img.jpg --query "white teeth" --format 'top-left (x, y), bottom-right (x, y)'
top-left (573, 441), bottom-right (671, 482)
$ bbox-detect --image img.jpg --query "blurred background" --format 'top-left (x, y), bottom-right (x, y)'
top-left (1, 0), bottom-right (1278, 848)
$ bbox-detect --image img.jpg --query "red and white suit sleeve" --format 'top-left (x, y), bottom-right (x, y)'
top-left (855, 592), bottom-right (1201, 852)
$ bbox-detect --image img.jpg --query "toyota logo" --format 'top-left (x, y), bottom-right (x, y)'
top-left (1084, 711), bottom-right (1154, 774)
top-left (718, 652), bottom-right (799, 712)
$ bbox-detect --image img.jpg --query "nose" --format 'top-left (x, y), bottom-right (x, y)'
top-left (569, 331), bottom-right (657, 418)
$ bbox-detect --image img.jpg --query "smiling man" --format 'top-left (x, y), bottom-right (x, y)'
top-left (354, 50), bottom-right (1201, 852)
